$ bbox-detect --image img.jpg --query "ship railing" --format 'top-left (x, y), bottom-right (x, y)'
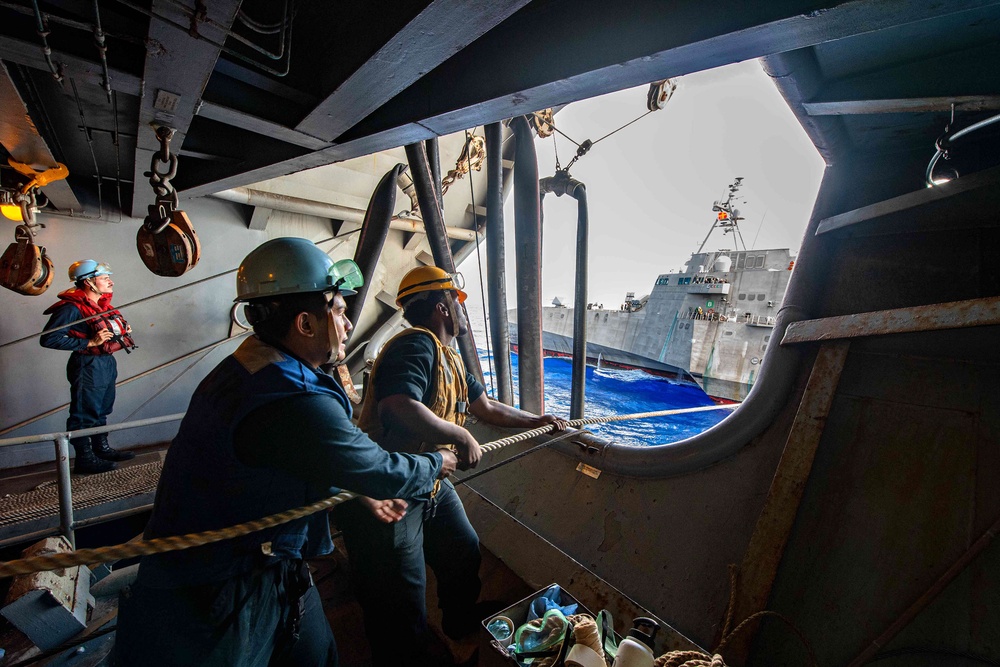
top-left (0, 413), bottom-right (184, 548)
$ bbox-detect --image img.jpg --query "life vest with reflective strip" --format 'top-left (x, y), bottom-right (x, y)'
top-left (358, 327), bottom-right (469, 498)
top-left (43, 288), bottom-right (135, 355)
top-left (358, 327), bottom-right (469, 452)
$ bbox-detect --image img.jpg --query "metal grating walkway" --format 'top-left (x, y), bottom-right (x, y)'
top-left (0, 461), bottom-right (161, 544)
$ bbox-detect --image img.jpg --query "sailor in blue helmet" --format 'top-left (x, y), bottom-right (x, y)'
top-left (113, 238), bottom-right (457, 667)
top-left (40, 260), bottom-right (137, 474)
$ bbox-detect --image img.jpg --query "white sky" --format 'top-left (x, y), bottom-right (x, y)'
top-left (459, 59), bottom-right (826, 313)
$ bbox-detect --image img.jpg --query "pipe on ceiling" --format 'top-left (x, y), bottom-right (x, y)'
top-left (210, 187), bottom-right (480, 241)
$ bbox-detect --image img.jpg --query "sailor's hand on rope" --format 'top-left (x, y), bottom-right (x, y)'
top-left (437, 449), bottom-right (458, 478)
top-left (532, 414), bottom-right (568, 431)
top-left (455, 432), bottom-right (483, 470)
top-left (358, 496), bottom-right (408, 524)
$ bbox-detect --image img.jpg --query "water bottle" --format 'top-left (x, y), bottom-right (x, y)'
top-left (611, 617), bottom-right (660, 667)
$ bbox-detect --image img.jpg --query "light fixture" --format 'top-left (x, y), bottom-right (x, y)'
top-left (0, 189), bottom-right (23, 221)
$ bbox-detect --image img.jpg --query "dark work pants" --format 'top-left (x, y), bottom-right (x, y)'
top-left (335, 479), bottom-right (482, 667)
top-left (66, 353), bottom-right (117, 431)
top-left (113, 559), bottom-right (337, 667)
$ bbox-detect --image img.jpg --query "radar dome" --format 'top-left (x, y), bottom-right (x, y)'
top-left (714, 255), bottom-right (732, 272)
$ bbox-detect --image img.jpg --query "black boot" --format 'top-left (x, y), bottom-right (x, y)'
top-left (92, 433), bottom-right (135, 462)
top-left (71, 436), bottom-right (116, 474)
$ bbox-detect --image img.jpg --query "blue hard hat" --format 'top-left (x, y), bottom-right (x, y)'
top-left (235, 237), bottom-right (363, 302)
top-left (68, 260), bottom-right (112, 282)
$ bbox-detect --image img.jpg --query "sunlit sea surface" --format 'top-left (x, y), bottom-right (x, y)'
top-left (477, 350), bottom-right (729, 447)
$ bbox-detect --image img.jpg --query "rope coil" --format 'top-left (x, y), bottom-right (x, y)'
top-left (0, 404), bottom-right (734, 579)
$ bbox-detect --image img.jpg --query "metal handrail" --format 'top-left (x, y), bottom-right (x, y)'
top-left (0, 412), bottom-right (184, 548)
top-left (0, 412), bottom-right (184, 448)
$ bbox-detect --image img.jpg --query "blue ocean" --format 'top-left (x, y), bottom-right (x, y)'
top-left (477, 351), bottom-right (729, 447)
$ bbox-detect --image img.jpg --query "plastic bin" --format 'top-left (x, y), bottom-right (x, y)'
top-left (479, 584), bottom-right (594, 667)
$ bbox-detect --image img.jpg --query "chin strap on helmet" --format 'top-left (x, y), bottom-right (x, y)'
top-left (444, 291), bottom-right (464, 339)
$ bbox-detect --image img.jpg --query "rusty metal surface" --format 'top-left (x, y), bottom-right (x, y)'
top-left (459, 484), bottom-right (704, 656)
top-left (726, 342), bottom-right (849, 659)
top-left (781, 296), bottom-right (1000, 345)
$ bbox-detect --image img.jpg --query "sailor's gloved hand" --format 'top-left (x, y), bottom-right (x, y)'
top-left (88, 329), bottom-right (114, 348)
top-left (358, 496), bottom-right (408, 524)
top-left (532, 414), bottom-right (569, 432)
top-left (438, 449), bottom-right (458, 479)
top-left (455, 432), bottom-right (482, 470)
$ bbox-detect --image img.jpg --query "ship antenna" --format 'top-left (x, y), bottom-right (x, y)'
top-left (697, 177), bottom-right (746, 254)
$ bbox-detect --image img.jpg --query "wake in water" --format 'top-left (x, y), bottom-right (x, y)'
top-left (478, 351), bottom-right (729, 447)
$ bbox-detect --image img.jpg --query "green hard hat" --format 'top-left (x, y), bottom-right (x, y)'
top-left (235, 237), bottom-right (363, 302)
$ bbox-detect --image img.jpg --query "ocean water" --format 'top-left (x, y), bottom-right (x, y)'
top-left (476, 350), bottom-right (730, 447)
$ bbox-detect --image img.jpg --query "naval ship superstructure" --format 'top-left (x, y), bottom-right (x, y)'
top-left (515, 182), bottom-right (793, 402)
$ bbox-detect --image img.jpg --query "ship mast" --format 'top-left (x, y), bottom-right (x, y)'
top-left (696, 177), bottom-right (746, 255)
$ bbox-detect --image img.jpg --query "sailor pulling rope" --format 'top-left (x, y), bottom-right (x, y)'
top-left (0, 404), bottom-right (733, 578)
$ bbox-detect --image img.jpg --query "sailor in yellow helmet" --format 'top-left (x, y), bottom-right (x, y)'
top-left (336, 265), bottom-right (566, 666)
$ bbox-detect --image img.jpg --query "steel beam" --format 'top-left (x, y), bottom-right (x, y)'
top-left (803, 95), bottom-right (1000, 115)
top-left (0, 35), bottom-right (141, 96)
top-left (196, 101), bottom-right (330, 150)
top-left (815, 164), bottom-right (1000, 235)
top-left (130, 0), bottom-right (242, 217)
top-left (781, 296), bottom-right (1000, 345)
top-left (295, 0), bottom-right (531, 142)
top-left (0, 62), bottom-right (80, 211)
top-left (180, 0), bottom-right (1000, 199)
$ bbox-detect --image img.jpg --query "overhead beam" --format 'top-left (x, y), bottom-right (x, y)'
top-left (803, 95), bottom-right (1000, 115)
top-left (295, 0), bottom-right (532, 142)
top-left (781, 296), bottom-right (1000, 345)
top-left (0, 35), bottom-right (141, 97)
top-left (0, 62), bottom-right (80, 212)
top-left (130, 0), bottom-right (242, 217)
top-left (181, 0), bottom-right (1000, 198)
top-left (816, 163), bottom-right (1000, 235)
top-left (197, 101), bottom-right (331, 150)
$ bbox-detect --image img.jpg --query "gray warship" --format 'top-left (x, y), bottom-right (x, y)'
top-left (512, 180), bottom-right (793, 402)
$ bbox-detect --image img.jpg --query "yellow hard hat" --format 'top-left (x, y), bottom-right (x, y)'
top-left (396, 266), bottom-right (467, 307)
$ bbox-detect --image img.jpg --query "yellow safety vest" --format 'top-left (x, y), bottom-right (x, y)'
top-left (357, 326), bottom-right (469, 453)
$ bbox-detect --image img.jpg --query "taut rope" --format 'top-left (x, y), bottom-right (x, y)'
top-left (0, 404), bottom-right (734, 578)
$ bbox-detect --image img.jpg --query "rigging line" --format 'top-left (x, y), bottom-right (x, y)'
top-left (122, 347), bottom-right (214, 422)
top-left (548, 122), bottom-right (581, 148)
top-left (750, 210), bottom-right (767, 250)
top-left (590, 108), bottom-right (654, 146)
top-left (69, 78), bottom-right (103, 221)
top-left (735, 223), bottom-right (747, 253)
top-left (0, 235), bottom-right (341, 349)
top-left (0, 332), bottom-right (253, 436)
top-left (467, 129), bottom-right (495, 396)
top-left (454, 428), bottom-right (589, 488)
top-left (0, 405), bottom-right (735, 578)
